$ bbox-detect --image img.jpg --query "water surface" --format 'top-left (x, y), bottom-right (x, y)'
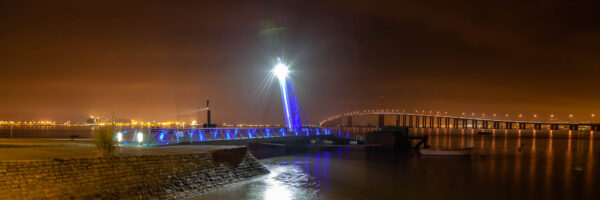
top-left (197, 130), bottom-right (599, 200)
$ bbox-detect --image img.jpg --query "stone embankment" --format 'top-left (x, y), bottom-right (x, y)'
top-left (0, 146), bottom-right (268, 199)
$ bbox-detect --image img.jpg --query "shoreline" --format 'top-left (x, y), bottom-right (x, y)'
top-left (0, 142), bottom-right (269, 199)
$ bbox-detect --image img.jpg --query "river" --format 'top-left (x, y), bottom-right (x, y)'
top-left (196, 129), bottom-right (599, 200)
top-left (2, 126), bottom-right (598, 199)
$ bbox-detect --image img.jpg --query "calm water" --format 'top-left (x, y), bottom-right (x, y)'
top-left (0, 125), bottom-right (96, 138)
top-left (0, 125), bottom-right (154, 138)
top-left (197, 129), bottom-right (600, 200)
top-left (3, 126), bottom-right (599, 199)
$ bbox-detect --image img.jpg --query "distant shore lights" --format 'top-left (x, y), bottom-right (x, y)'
top-left (272, 58), bottom-right (302, 131)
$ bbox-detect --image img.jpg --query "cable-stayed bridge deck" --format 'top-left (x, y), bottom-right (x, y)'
top-left (116, 127), bottom-right (357, 146)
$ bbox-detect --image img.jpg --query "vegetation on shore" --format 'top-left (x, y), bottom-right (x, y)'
top-left (94, 112), bottom-right (119, 157)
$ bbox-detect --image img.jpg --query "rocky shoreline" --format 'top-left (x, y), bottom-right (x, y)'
top-left (0, 146), bottom-right (268, 199)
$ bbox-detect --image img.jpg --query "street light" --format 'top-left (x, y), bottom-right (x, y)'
top-left (273, 63), bottom-right (289, 80)
top-left (272, 60), bottom-right (298, 131)
top-left (569, 114), bottom-right (574, 123)
top-left (137, 132), bottom-right (144, 143)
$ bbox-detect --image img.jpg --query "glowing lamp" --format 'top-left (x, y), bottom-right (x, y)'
top-left (137, 132), bottom-right (144, 143)
top-left (271, 60), bottom-right (301, 131)
top-left (272, 63), bottom-right (289, 79)
top-left (117, 132), bottom-right (122, 142)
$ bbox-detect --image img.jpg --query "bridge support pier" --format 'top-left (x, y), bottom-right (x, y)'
top-left (506, 122), bottom-right (513, 129)
top-left (550, 124), bottom-right (559, 130)
top-left (569, 125), bottom-right (579, 131)
top-left (482, 121), bottom-right (489, 129)
top-left (493, 122), bottom-right (500, 129)
top-left (472, 120), bottom-right (478, 129)
top-left (396, 115), bottom-right (400, 126)
top-left (415, 116), bottom-right (420, 128)
top-left (409, 116), bottom-right (414, 128)
top-left (437, 117), bottom-right (442, 128)
top-left (378, 114), bottom-right (384, 130)
top-left (429, 116), bottom-right (434, 128)
top-left (519, 123), bottom-right (527, 129)
top-left (402, 115), bottom-right (407, 126)
top-left (462, 120), bottom-right (467, 129)
top-left (534, 124), bottom-right (542, 130)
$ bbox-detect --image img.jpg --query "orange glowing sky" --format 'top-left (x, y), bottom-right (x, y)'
top-left (1, 0), bottom-right (599, 124)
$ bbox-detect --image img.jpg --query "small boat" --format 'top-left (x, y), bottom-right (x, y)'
top-left (419, 148), bottom-right (473, 156)
top-left (477, 131), bottom-right (491, 135)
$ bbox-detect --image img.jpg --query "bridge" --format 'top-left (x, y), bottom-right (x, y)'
top-left (115, 60), bottom-right (356, 146)
top-left (320, 110), bottom-right (600, 131)
top-left (114, 127), bottom-right (351, 146)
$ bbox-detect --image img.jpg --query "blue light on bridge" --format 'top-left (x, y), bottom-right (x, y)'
top-left (118, 127), bottom-right (354, 145)
top-left (273, 59), bottom-right (302, 131)
top-left (266, 129), bottom-right (270, 137)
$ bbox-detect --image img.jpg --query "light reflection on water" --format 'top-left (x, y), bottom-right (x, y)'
top-left (194, 153), bottom-right (324, 200)
top-left (263, 166), bottom-right (293, 200)
top-left (196, 129), bottom-right (599, 200)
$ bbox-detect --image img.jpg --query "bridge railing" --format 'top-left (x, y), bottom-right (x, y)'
top-left (116, 127), bottom-right (337, 146)
top-left (328, 127), bottom-right (369, 141)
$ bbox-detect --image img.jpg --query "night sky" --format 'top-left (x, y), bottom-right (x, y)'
top-left (1, 0), bottom-right (599, 124)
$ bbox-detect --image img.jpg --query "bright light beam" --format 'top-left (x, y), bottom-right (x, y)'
top-left (273, 63), bottom-right (289, 79)
top-left (273, 61), bottom-right (294, 131)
